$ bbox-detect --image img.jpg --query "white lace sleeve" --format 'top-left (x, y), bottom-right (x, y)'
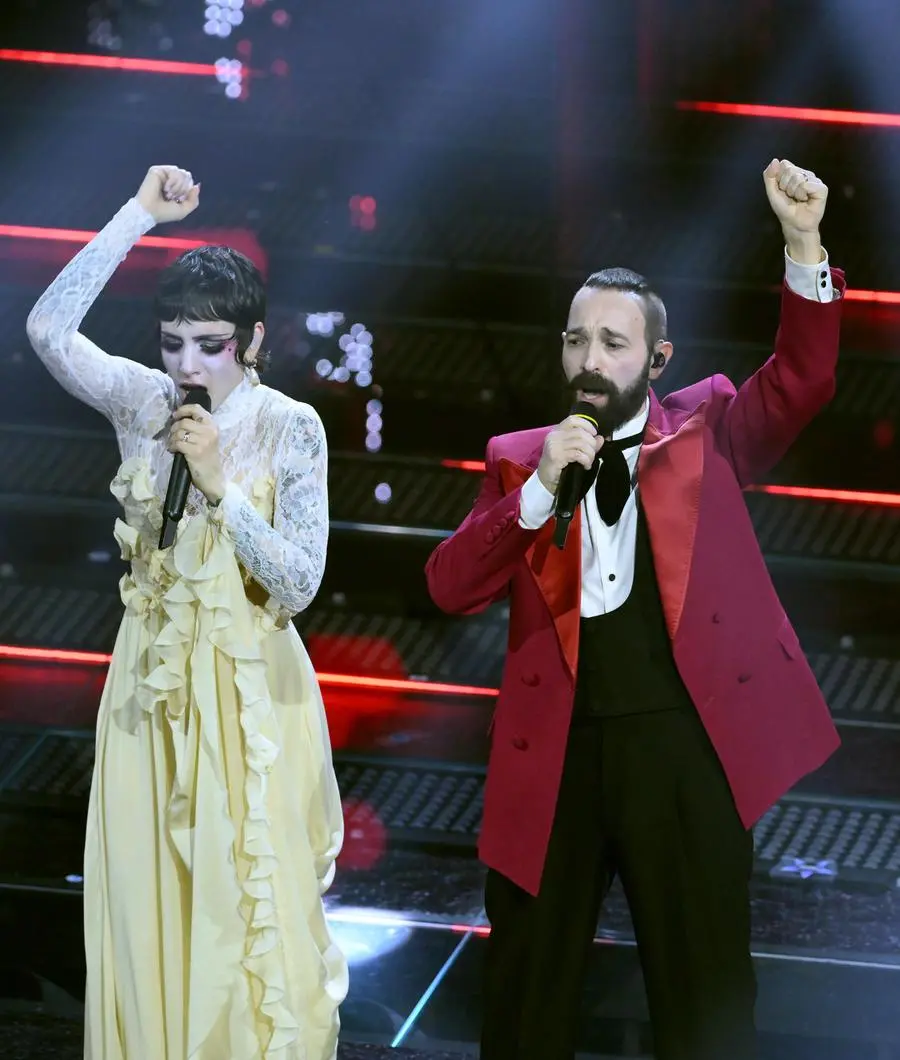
top-left (25, 198), bottom-right (173, 432)
top-left (219, 403), bottom-right (329, 615)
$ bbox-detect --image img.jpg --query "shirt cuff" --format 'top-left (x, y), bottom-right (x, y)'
top-left (784, 246), bottom-right (834, 303)
top-left (518, 471), bottom-right (556, 529)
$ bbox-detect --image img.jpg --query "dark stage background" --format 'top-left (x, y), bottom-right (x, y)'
top-left (1, 1), bottom-right (900, 1056)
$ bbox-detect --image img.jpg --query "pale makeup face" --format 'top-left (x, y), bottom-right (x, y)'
top-left (159, 319), bottom-right (251, 410)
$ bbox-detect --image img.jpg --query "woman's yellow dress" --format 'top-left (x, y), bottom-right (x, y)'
top-left (26, 199), bottom-right (347, 1058)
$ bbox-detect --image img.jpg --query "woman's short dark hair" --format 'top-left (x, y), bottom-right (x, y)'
top-left (153, 245), bottom-right (269, 370)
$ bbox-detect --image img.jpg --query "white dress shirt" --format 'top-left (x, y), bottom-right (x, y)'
top-left (518, 249), bottom-right (836, 618)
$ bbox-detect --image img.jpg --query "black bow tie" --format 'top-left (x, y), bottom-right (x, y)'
top-left (591, 429), bottom-right (645, 526)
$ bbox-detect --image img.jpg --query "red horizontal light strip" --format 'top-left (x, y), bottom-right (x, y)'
top-left (0, 48), bottom-right (218, 76)
top-left (0, 644), bottom-right (498, 697)
top-left (4, 222), bottom-right (900, 305)
top-left (443, 459), bottom-right (488, 472)
top-left (317, 672), bottom-right (496, 697)
top-left (0, 224), bottom-right (205, 252)
top-left (745, 483), bottom-right (900, 507)
top-left (843, 288), bottom-right (900, 305)
top-left (678, 99), bottom-right (900, 129)
top-left (0, 645), bottom-right (112, 666)
top-left (441, 459), bottom-right (900, 507)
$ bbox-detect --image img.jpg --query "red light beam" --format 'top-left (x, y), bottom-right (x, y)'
top-left (440, 460), bottom-right (900, 507)
top-left (0, 644), bottom-right (499, 697)
top-left (0, 224), bottom-right (206, 252)
top-left (677, 100), bottom-right (900, 129)
top-left (0, 49), bottom-right (219, 76)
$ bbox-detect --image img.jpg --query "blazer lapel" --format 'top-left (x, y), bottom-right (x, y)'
top-left (639, 394), bottom-right (706, 640)
top-left (499, 450), bottom-right (581, 680)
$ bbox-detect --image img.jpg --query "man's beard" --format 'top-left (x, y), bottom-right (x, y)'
top-left (567, 356), bottom-right (651, 436)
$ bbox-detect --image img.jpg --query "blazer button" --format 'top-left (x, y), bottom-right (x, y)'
top-left (522, 673), bottom-right (541, 687)
top-left (512, 737), bottom-right (529, 751)
top-left (486, 532), bottom-right (496, 545)
top-left (737, 673), bottom-right (751, 684)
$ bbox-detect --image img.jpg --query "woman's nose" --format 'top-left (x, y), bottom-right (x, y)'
top-left (179, 349), bottom-right (202, 375)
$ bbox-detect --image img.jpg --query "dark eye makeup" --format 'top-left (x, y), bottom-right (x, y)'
top-left (160, 336), bottom-right (236, 355)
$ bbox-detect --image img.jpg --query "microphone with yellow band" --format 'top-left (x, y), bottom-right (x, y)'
top-left (553, 400), bottom-right (599, 550)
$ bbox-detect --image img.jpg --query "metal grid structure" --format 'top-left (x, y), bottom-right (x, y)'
top-left (0, 582), bottom-right (122, 652)
top-left (1, 730), bottom-right (898, 886)
top-left (754, 796), bottom-right (900, 884)
top-left (809, 653), bottom-right (900, 726)
top-left (0, 157), bottom-right (895, 288)
top-left (3, 426), bottom-right (900, 567)
top-left (746, 492), bottom-right (900, 567)
top-left (1, 579), bottom-right (899, 730)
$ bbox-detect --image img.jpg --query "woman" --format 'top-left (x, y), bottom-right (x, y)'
top-left (26, 165), bottom-right (347, 1059)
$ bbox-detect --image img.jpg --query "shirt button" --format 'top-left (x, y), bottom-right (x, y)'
top-left (608, 573), bottom-right (616, 582)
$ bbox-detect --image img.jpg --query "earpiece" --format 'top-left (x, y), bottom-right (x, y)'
top-left (651, 351), bottom-right (666, 369)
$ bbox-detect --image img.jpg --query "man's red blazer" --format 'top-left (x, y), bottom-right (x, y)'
top-left (425, 275), bottom-right (845, 897)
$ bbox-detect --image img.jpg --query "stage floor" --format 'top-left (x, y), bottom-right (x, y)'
top-left (2, 658), bottom-right (900, 1058)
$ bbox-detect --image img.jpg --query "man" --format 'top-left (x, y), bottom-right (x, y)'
top-left (424, 159), bottom-right (843, 1060)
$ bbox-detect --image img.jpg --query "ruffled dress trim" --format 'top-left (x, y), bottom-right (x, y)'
top-left (111, 457), bottom-right (300, 1055)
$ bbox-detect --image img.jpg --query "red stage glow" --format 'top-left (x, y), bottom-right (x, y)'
top-left (677, 99), bottom-right (900, 129)
top-left (744, 483), bottom-right (900, 507)
top-left (440, 460), bottom-right (900, 507)
top-left (843, 289), bottom-right (900, 305)
top-left (0, 49), bottom-right (219, 76)
top-left (0, 224), bottom-right (206, 252)
top-left (0, 645), bottom-right (499, 697)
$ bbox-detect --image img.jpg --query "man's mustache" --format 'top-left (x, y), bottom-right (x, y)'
top-left (570, 373), bottom-right (614, 396)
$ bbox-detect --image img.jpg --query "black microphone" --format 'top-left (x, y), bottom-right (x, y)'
top-left (159, 386), bottom-right (211, 549)
top-left (552, 400), bottom-right (599, 550)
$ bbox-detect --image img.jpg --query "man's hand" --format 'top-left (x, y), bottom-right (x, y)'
top-left (536, 414), bottom-right (604, 494)
top-left (136, 165), bottom-right (200, 225)
top-left (763, 159), bottom-right (827, 265)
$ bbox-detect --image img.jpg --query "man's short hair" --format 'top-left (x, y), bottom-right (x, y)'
top-left (583, 267), bottom-right (667, 353)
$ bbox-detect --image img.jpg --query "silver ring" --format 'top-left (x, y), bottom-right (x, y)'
top-left (182, 430), bottom-right (191, 443)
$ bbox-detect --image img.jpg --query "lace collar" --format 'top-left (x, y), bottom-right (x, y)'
top-left (211, 375), bottom-right (260, 432)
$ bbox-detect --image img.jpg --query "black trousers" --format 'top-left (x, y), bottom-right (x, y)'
top-left (481, 708), bottom-right (757, 1060)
